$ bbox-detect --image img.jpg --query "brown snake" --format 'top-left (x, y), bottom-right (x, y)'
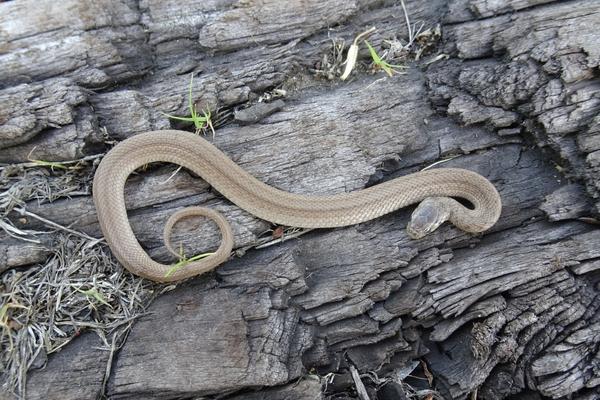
top-left (93, 130), bottom-right (502, 282)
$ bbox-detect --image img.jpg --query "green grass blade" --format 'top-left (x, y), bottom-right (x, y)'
top-left (365, 41), bottom-right (382, 64)
top-left (381, 64), bottom-right (394, 77)
top-left (161, 72), bottom-right (213, 135)
top-left (160, 112), bottom-right (195, 122)
top-left (165, 252), bottom-right (215, 278)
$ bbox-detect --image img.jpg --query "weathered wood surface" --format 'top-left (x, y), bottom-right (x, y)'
top-left (1, 0), bottom-right (599, 399)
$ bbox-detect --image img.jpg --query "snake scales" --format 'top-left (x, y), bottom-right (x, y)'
top-left (93, 130), bottom-right (502, 282)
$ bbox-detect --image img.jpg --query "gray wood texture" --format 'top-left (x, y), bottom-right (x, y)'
top-left (1, 0), bottom-right (599, 399)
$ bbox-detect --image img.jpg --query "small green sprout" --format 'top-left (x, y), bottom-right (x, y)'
top-left (162, 73), bottom-right (215, 136)
top-left (164, 243), bottom-right (214, 278)
top-left (364, 41), bottom-right (406, 77)
top-left (76, 288), bottom-right (111, 308)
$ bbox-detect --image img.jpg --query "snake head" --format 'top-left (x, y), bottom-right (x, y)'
top-left (406, 197), bottom-right (452, 239)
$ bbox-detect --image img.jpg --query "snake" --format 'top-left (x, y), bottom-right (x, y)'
top-left (92, 130), bottom-right (502, 282)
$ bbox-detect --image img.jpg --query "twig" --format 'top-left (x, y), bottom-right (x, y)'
top-left (157, 166), bottom-right (183, 185)
top-left (400, 0), bottom-right (413, 44)
top-left (364, 77), bottom-right (388, 90)
top-left (350, 364), bottom-right (371, 400)
top-left (100, 323), bottom-right (138, 398)
top-left (14, 207), bottom-right (103, 243)
top-left (254, 228), bottom-right (314, 249)
top-left (577, 217), bottom-right (600, 225)
top-left (421, 155), bottom-right (460, 171)
top-left (0, 218), bottom-right (44, 243)
top-left (424, 53), bottom-right (450, 66)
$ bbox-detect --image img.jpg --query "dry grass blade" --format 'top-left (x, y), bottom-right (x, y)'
top-left (0, 155), bottom-right (101, 246)
top-left (0, 235), bottom-right (165, 397)
top-left (0, 158), bottom-right (98, 217)
top-left (340, 27), bottom-right (376, 81)
top-left (421, 155), bottom-right (460, 171)
top-left (0, 219), bottom-right (43, 243)
top-left (313, 37), bottom-right (347, 81)
top-left (0, 154), bottom-right (104, 173)
top-left (13, 207), bottom-right (102, 243)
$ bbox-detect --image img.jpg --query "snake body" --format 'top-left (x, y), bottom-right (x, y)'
top-left (93, 130), bottom-right (502, 282)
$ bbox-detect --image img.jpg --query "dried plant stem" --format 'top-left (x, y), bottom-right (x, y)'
top-left (14, 207), bottom-right (103, 243)
top-left (0, 154), bottom-right (104, 172)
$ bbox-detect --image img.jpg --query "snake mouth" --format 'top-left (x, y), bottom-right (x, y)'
top-left (406, 217), bottom-right (437, 239)
top-left (406, 224), bottom-right (428, 239)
